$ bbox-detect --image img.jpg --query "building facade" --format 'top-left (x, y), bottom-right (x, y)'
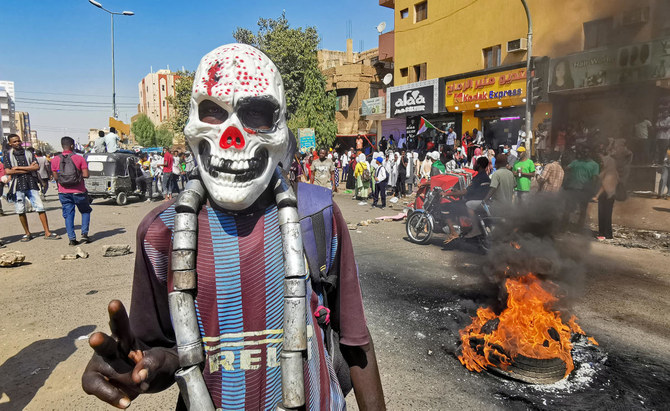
top-left (319, 39), bottom-right (392, 148)
top-left (15, 111), bottom-right (31, 142)
top-left (138, 69), bottom-right (178, 126)
top-left (0, 84), bottom-right (16, 139)
top-left (381, 0), bottom-right (670, 159)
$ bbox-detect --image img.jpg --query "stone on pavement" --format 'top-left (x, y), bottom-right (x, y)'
top-left (102, 244), bottom-right (131, 257)
top-left (0, 250), bottom-right (26, 266)
top-left (76, 247), bottom-right (89, 259)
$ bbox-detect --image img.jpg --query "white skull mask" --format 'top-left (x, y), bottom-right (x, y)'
top-left (184, 43), bottom-right (288, 211)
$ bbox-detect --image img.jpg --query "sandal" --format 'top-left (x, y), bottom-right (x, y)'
top-left (21, 234), bottom-right (33, 242)
top-left (44, 233), bottom-right (61, 240)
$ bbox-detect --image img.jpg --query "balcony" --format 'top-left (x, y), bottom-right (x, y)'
top-left (379, 0), bottom-right (394, 9)
top-left (378, 31), bottom-right (394, 62)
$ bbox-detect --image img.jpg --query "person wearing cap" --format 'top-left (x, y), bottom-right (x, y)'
top-left (512, 145), bottom-right (535, 201)
top-left (371, 157), bottom-right (388, 208)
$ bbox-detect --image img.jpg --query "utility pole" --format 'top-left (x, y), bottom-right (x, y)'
top-left (520, 0), bottom-right (533, 154)
top-left (89, 0), bottom-right (134, 119)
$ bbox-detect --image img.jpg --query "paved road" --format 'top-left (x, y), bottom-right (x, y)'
top-left (0, 190), bottom-right (668, 410)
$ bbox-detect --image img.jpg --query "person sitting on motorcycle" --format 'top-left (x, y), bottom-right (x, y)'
top-left (442, 156), bottom-right (491, 241)
top-left (430, 151), bottom-right (445, 176)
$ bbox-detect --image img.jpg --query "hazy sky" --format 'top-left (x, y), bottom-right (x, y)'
top-left (0, 0), bottom-right (394, 147)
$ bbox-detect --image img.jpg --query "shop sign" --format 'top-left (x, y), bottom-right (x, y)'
top-left (549, 37), bottom-right (670, 92)
top-left (361, 97), bottom-right (385, 116)
top-left (444, 68), bottom-right (527, 112)
top-left (386, 79), bottom-right (439, 118)
top-left (298, 128), bottom-right (316, 153)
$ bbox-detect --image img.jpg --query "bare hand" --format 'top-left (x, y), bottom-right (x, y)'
top-left (81, 300), bottom-right (179, 409)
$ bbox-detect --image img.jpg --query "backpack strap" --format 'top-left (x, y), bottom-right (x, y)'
top-left (297, 182), bottom-right (335, 293)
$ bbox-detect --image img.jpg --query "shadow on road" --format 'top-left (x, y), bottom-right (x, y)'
top-left (652, 206), bottom-right (670, 213)
top-left (0, 325), bottom-right (95, 411)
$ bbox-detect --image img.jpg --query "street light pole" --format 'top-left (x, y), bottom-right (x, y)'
top-left (520, 0), bottom-right (532, 153)
top-left (89, 0), bottom-right (134, 120)
top-left (111, 12), bottom-right (116, 119)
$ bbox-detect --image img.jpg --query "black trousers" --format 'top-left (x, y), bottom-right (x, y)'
top-left (396, 172), bottom-right (407, 196)
top-left (136, 175), bottom-right (153, 198)
top-left (373, 180), bottom-right (387, 207)
top-left (598, 192), bottom-right (615, 238)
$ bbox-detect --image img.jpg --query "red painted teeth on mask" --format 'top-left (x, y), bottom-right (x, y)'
top-left (219, 126), bottom-right (246, 149)
top-left (243, 127), bottom-right (257, 135)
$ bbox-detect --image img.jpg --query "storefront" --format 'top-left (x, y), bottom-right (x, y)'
top-left (443, 63), bottom-right (530, 149)
top-left (548, 37), bottom-right (670, 166)
top-left (385, 79), bottom-right (453, 149)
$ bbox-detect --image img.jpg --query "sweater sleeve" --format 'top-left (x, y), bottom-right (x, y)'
top-left (128, 203), bottom-right (177, 349)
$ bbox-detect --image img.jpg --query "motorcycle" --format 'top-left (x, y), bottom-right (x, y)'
top-left (405, 185), bottom-right (498, 252)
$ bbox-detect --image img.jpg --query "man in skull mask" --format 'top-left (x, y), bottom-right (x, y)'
top-left (81, 44), bottom-right (385, 410)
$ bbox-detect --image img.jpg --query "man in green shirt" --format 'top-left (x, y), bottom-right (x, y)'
top-left (562, 146), bottom-right (600, 230)
top-left (512, 146), bottom-right (535, 201)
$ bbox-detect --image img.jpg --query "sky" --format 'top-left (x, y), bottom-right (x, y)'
top-left (0, 0), bottom-right (394, 147)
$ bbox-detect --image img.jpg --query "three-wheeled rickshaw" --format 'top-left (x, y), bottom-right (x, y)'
top-left (84, 152), bottom-right (142, 205)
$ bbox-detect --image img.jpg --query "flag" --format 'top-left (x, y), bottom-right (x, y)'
top-left (417, 117), bottom-right (435, 134)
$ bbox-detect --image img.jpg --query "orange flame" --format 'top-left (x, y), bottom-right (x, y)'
top-left (458, 274), bottom-right (594, 378)
top-left (511, 241), bottom-right (521, 250)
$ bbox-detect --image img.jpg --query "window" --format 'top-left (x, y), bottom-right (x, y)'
top-left (400, 67), bottom-right (409, 77)
top-left (161, 85), bottom-right (165, 92)
top-left (163, 100), bottom-right (166, 107)
top-left (411, 63), bottom-right (427, 82)
top-left (415, 1), bottom-right (427, 23)
top-left (483, 45), bottom-right (501, 69)
top-left (400, 8), bottom-right (409, 19)
top-left (584, 18), bottom-right (612, 49)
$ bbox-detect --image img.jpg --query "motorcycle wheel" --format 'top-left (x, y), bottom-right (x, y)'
top-left (406, 212), bottom-right (434, 244)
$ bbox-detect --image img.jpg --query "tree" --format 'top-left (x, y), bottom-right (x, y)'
top-left (131, 114), bottom-right (156, 147)
top-left (166, 70), bottom-right (194, 139)
top-left (233, 13), bottom-right (324, 119)
top-left (156, 123), bottom-right (175, 147)
top-left (288, 64), bottom-right (337, 148)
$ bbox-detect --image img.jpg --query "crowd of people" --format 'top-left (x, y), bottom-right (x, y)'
top-left (294, 125), bottom-right (650, 241)
top-left (0, 133), bottom-right (200, 248)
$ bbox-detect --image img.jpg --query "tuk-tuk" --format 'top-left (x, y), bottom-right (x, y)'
top-left (84, 152), bottom-right (142, 205)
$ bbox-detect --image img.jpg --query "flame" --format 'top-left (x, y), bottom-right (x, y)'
top-left (459, 274), bottom-right (594, 378)
top-left (511, 241), bottom-right (521, 250)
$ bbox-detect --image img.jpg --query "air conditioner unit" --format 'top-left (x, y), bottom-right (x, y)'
top-left (507, 38), bottom-right (528, 53)
top-left (620, 7), bottom-right (649, 26)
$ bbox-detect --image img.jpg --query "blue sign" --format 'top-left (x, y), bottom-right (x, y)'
top-left (298, 128), bottom-right (316, 153)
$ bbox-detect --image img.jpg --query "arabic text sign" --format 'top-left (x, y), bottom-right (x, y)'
top-left (445, 68), bottom-right (527, 112)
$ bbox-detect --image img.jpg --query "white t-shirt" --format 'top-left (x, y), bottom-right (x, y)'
top-left (634, 120), bottom-right (652, 139)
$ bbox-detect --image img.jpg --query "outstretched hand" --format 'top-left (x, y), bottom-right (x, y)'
top-left (81, 300), bottom-right (179, 409)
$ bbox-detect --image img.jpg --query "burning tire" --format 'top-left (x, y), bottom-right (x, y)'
top-left (406, 212), bottom-right (433, 244)
top-left (488, 355), bottom-right (567, 385)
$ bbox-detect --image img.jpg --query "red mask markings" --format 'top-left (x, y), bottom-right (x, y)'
top-left (205, 61), bottom-right (222, 96)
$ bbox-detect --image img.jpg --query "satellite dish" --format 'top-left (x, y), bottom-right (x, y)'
top-left (383, 73), bottom-right (393, 85)
top-left (376, 21), bottom-right (386, 33)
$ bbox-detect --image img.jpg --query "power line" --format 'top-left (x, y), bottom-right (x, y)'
top-left (18, 97), bottom-right (136, 105)
top-left (16, 90), bottom-right (137, 99)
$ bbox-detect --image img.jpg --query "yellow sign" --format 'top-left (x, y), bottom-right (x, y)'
top-left (445, 68), bottom-right (527, 112)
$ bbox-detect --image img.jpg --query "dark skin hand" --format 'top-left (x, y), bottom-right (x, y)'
top-left (342, 330), bottom-right (386, 410)
top-left (81, 300), bottom-right (179, 409)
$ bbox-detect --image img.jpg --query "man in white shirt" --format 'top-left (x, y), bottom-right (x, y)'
top-left (104, 127), bottom-right (120, 153)
top-left (93, 130), bottom-right (107, 153)
top-left (371, 156), bottom-right (388, 208)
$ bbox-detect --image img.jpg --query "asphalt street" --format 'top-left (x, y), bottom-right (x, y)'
top-left (0, 189), bottom-right (668, 410)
